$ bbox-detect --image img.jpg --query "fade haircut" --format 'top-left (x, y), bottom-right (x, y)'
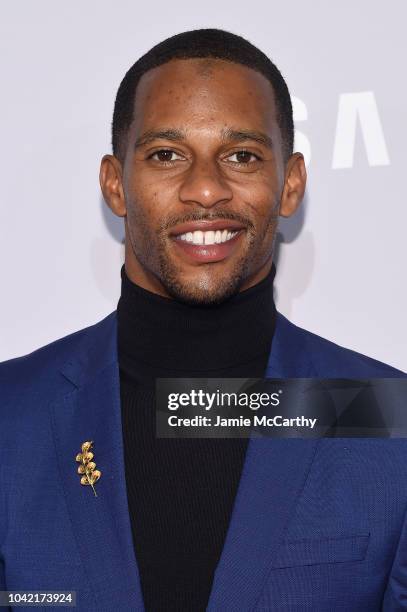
top-left (112, 28), bottom-right (294, 164)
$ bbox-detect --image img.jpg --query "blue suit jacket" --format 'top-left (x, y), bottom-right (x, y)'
top-left (1, 311), bottom-right (407, 611)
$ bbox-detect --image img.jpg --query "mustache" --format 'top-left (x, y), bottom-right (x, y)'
top-left (160, 211), bottom-right (255, 233)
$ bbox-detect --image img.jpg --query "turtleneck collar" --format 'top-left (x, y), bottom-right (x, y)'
top-left (117, 263), bottom-right (277, 376)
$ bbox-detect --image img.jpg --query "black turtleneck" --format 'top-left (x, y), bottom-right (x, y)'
top-left (117, 264), bottom-right (277, 612)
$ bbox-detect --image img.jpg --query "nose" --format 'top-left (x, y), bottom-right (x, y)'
top-left (178, 158), bottom-right (233, 208)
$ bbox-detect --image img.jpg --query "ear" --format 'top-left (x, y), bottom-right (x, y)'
top-left (279, 153), bottom-right (307, 218)
top-left (99, 154), bottom-right (126, 217)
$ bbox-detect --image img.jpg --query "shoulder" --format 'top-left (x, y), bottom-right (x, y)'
top-left (0, 313), bottom-right (117, 550)
top-left (276, 312), bottom-right (405, 377)
top-left (0, 311), bottom-right (117, 405)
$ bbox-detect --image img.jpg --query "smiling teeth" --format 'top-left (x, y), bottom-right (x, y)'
top-left (178, 229), bottom-right (239, 245)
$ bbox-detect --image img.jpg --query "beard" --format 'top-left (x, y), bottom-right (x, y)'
top-left (156, 245), bottom-right (253, 306)
top-left (126, 206), bottom-right (278, 306)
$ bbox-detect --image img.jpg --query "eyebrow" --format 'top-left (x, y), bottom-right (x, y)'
top-left (134, 129), bottom-right (184, 148)
top-left (133, 127), bottom-right (273, 149)
top-left (221, 128), bottom-right (273, 149)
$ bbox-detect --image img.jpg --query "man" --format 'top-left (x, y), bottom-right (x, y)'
top-left (0, 28), bottom-right (406, 612)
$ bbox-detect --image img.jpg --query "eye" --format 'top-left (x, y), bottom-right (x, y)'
top-left (148, 149), bottom-right (185, 163)
top-left (226, 150), bottom-right (261, 164)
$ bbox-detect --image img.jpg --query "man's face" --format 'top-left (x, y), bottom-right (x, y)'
top-left (102, 58), bottom-right (305, 304)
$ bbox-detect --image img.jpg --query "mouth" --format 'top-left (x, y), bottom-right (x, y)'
top-left (168, 220), bottom-right (246, 263)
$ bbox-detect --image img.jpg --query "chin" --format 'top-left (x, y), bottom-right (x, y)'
top-left (161, 271), bottom-right (244, 306)
top-left (156, 250), bottom-right (252, 305)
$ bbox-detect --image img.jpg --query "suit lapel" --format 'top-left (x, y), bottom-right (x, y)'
top-left (50, 313), bottom-right (145, 611)
top-left (50, 311), bottom-right (319, 611)
top-left (206, 313), bottom-right (320, 610)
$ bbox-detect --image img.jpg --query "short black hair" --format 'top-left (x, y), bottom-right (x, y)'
top-left (112, 28), bottom-right (294, 164)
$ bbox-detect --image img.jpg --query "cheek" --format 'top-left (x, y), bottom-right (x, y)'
top-left (240, 183), bottom-right (280, 228)
top-left (238, 186), bottom-right (280, 253)
top-left (125, 179), bottom-right (160, 233)
top-left (234, 167), bottom-right (278, 209)
top-left (125, 169), bottom-right (180, 227)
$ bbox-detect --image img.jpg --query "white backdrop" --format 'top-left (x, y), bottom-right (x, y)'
top-left (1, 0), bottom-right (405, 371)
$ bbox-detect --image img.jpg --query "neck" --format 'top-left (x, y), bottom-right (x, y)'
top-left (117, 263), bottom-right (277, 382)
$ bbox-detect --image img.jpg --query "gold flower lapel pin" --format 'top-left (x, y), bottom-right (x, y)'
top-left (75, 441), bottom-right (101, 497)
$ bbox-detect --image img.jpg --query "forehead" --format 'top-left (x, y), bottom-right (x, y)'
top-left (130, 58), bottom-right (279, 139)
